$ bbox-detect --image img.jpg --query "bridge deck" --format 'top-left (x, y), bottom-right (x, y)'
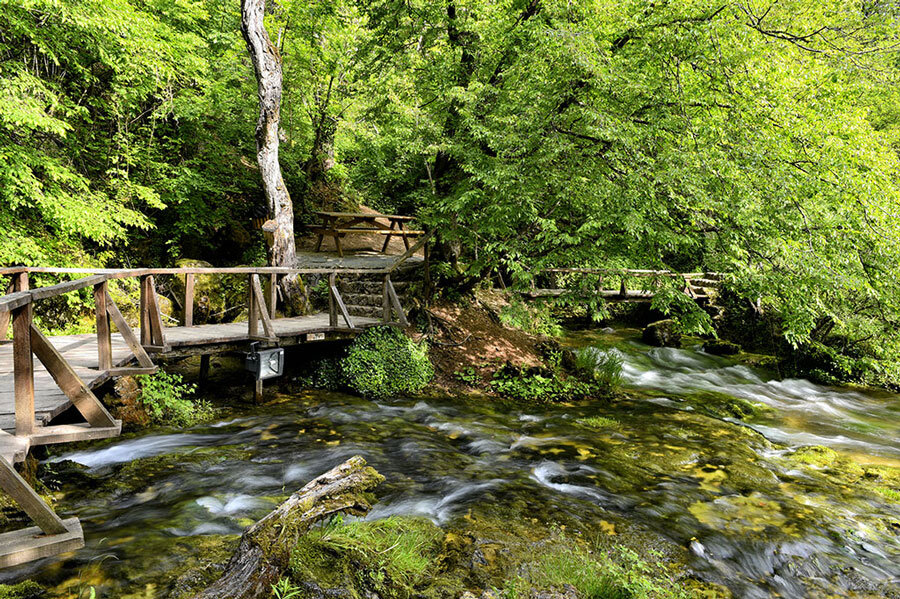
top-left (0, 313), bottom-right (379, 437)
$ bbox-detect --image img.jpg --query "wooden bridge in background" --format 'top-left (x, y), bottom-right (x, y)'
top-left (523, 268), bottom-right (724, 303)
top-left (0, 239), bottom-right (424, 568)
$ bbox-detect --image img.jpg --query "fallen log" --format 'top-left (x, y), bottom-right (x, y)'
top-left (190, 455), bottom-right (384, 599)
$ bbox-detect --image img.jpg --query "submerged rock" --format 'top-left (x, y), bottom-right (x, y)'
top-left (702, 340), bottom-right (741, 356)
top-left (641, 320), bottom-right (681, 347)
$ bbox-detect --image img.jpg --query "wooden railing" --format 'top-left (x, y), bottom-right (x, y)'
top-left (0, 262), bottom-right (423, 435)
top-left (529, 268), bottom-right (725, 300)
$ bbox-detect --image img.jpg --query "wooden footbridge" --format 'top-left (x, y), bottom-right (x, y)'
top-left (523, 268), bottom-right (724, 303)
top-left (0, 254), bottom-right (418, 567)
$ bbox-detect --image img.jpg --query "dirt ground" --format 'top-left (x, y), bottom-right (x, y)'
top-left (418, 290), bottom-right (547, 394)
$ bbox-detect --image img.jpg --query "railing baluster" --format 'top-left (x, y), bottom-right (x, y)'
top-left (248, 274), bottom-right (258, 338)
top-left (328, 273), bottom-right (337, 328)
top-left (267, 273), bottom-right (277, 317)
top-left (383, 275), bottom-right (391, 323)
top-left (94, 281), bottom-right (111, 371)
top-left (184, 273), bottom-right (194, 327)
top-left (139, 275), bottom-right (151, 345)
top-left (11, 273), bottom-right (32, 436)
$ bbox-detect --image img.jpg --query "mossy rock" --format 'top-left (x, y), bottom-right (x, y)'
top-left (678, 390), bottom-right (762, 420)
top-left (0, 581), bottom-right (44, 599)
top-left (642, 320), bottom-right (681, 348)
top-left (171, 259), bottom-right (247, 324)
top-left (790, 446), bottom-right (865, 482)
top-left (702, 340), bottom-right (741, 356)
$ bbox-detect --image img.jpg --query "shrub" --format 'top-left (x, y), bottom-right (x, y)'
top-left (491, 364), bottom-right (595, 403)
top-left (499, 300), bottom-right (563, 337)
top-left (340, 326), bottom-right (434, 398)
top-left (136, 371), bottom-right (213, 427)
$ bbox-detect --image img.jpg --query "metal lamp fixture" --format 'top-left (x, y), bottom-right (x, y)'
top-left (245, 342), bottom-right (284, 380)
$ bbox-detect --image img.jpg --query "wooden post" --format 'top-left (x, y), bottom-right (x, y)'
top-left (424, 239), bottom-right (432, 303)
top-left (0, 457), bottom-right (68, 535)
top-left (184, 273), bottom-right (194, 327)
top-left (328, 273), bottom-right (337, 328)
top-left (254, 379), bottom-right (263, 404)
top-left (106, 291), bottom-right (155, 369)
top-left (94, 282), bottom-right (112, 372)
top-left (140, 275), bottom-right (151, 346)
top-left (248, 275), bottom-right (259, 339)
top-left (30, 324), bottom-right (117, 428)
top-left (12, 302), bottom-right (34, 437)
top-left (267, 273), bottom-right (277, 317)
top-left (0, 277), bottom-right (15, 341)
top-left (382, 275), bottom-right (391, 323)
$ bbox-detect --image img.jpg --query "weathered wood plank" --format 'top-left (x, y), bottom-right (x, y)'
top-left (106, 292), bottom-right (155, 369)
top-left (12, 302), bottom-right (34, 437)
top-left (28, 422), bottom-right (122, 446)
top-left (29, 325), bottom-right (117, 428)
top-left (184, 273), bottom-right (195, 327)
top-left (250, 275), bottom-right (276, 341)
top-left (94, 282), bottom-right (112, 371)
top-left (0, 456), bottom-right (68, 535)
top-left (0, 517), bottom-right (82, 569)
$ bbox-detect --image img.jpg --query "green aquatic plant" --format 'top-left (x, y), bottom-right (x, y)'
top-left (340, 326), bottom-right (434, 398)
top-left (501, 537), bottom-right (689, 599)
top-left (573, 348), bottom-right (624, 392)
top-left (271, 578), bottom-right (303, 599)
top-left (576, 416), bottom-right (620, 430)
top-left (136, 371), bottom-right (213, 427)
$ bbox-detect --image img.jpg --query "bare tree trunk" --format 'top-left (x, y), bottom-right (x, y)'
top-left (190, 456), bottom-right (384, 599)
top-left (241, 0), bottom-right (305, 311)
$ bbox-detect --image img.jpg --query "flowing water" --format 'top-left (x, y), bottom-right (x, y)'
top-left (4, 329), bottom-right (900, 598)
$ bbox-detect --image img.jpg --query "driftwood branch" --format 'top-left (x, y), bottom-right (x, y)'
top-left (191, 456), bottom-right (384, 599)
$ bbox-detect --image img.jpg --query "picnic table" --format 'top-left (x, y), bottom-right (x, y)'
top-left (310, 211), bottom-right (424, 257)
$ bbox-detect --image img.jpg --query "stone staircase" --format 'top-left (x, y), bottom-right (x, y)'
top-left (337, 262), bottom-right (421, 319)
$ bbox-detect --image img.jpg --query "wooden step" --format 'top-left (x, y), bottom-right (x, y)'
top-left (28, 421), bottom-right (122, 447)
top-left (0, 517), bottom-right (83, 569)
top-left (345, 305), bottom-right (383, 319)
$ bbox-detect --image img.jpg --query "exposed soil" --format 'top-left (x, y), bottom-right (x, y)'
top-left (418, 291), bottom-right (546, 394)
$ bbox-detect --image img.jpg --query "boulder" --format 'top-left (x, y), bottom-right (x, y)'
top-left (703, 339), bottom-right (741, 356)
top-left (642, 319), bottom-right (681, 347)
top-left (170, 259), bottom-right (248, 324)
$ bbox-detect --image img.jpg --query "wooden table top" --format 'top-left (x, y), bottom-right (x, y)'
top-left (315, 211), bottom-right (416, 221)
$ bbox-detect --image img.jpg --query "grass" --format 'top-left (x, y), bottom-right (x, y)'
top-left (502, 540), bottom-right (689, 599)
top-left (288, 516), bottom-right (443, 595)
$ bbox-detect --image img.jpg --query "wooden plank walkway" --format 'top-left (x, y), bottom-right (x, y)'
top-left (0, 314), bottom-right (379, 439)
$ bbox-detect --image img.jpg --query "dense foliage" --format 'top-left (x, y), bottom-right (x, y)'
top-left (340, 326), bottom-right (434, 398)
top-left (3, 0), bottom-right (900, 382)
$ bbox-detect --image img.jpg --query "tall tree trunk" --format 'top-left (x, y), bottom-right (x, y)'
top-left (241, 0), bottom-right (305, 311)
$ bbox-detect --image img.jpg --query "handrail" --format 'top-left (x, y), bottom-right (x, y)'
top-left (388, 229), bottom-right (435, 274)
top-left (0, 266), bottom-right (393, 277)
top-left (0, 265), bottom-right (400, 310)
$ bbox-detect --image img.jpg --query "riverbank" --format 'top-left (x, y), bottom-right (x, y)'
top-left (0, 295), bottom-right (897, 598)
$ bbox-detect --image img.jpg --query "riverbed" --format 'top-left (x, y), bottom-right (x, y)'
top-left (4, 328), bottom-right (899, 598)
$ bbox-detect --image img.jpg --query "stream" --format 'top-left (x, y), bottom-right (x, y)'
top-left (3, 329), bottom-right (899, 598)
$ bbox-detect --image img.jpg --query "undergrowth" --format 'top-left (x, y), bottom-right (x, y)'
top-left (307, 326), bottom-right (434, 398)
top-left (136, 371), bottom-right (213, 427)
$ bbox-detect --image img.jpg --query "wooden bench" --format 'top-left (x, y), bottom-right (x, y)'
top-left (311, 212), bottom-right (424, 257)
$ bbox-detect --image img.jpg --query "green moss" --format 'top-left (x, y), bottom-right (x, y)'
top-left (288, 516), bottom-right (446, 597)
top-left (875, 487), bottom-right (900, 502)
top-left (0, 581), bottom-right (44, 599)
top-left (675, 390), bottom-right (763, 421)
top-left (576, 416), bottom-right (620, 430)
top-left (340, 326), bottom-right (434, 398)
top-left (503, 534), bottom-right (691, 599)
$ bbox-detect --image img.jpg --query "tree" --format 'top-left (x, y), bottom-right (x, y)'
top-left (241, 0), bottom-right (303, 307)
